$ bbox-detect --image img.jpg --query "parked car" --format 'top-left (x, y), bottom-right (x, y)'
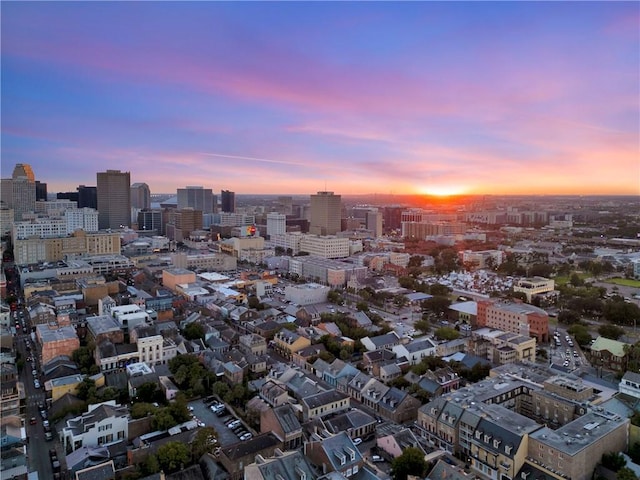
top-left (34, 380), bottom-right (40, 389)
top-left (239, 432), bottom-right (252, 441)
top-left (30, 417), bottom-right (37, 425)
top-left (353, 437), bottom-right (362, 446)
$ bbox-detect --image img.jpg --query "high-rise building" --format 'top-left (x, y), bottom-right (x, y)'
top-left (4, 163), bottom-right (37, 220)
top-left (177, 186), bottom-right (215, 214)
top-left (166, 208), bottom-right (203, 242)
top-left (137, 209), bottom-right (163, 235)
top-left (366, 210), bottom-right (383, 238)
top-left (130, 183), bottom-right (151, 210)
top-left (266, 212), bottom-right (286, 239)
top-left (220, 190), bottom-right (236, 213)
top-left (35, 181), bottom-right (48, 202)
top-left (57, 191), bottom-right (80, 203)
top-left (309, 191), bottom-right (341, 236)
top-left (77, 185), bottom-right (98, 209)
top-left (97, 170), bottom-right (131, 230)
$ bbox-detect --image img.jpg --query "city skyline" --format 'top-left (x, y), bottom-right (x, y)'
top-left (2, 2), bottom-right (638, 196)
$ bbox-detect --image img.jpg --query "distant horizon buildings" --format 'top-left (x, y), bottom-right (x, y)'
top-left (97, 169), bottom-right (131, 230)
top-left (309, 191), bottom-right (342, 236)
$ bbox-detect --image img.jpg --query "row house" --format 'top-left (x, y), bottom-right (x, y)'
top-left (272, 329), bottom-right (311, 359)
top-left (304, 432), bottom-right (364, 478)
top-left (360, 331), bottom-right (402, 352)
top-left (391, 337), bottom-right (437, 365)
top-left (343, 373), bottom-right (420, 423)
top-left (216, 433), bottom-right (282, 480)
top-left (323, 409), bottom-right (377, 442)
top-left (292, 343), bottom-right (327, 372)
top-left (301, 390), bottom-right (350, 422)
top-left (260, 405), bottom-right (304, 450)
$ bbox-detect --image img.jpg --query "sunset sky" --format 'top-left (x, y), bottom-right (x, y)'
top-left (2, 2), bottom-right (639, 196)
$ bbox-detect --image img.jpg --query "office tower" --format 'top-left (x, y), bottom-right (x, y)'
top-left (96, 170), bottom-right (131, 230)
top-left (383, 206), bottom-right (404, 232)
top-left (220, 190), bottom-right (236, 213)
top-left (366, 210), bottom-right (383, 238)
top-left (266, 212), bottom-right (286, 239)
top-left (35, 181), bottom-right (48, 202)
top-left (5, 163), bottom-right (37, 220)
top-left (137, 209), bottom-right (163, 235)
top-left (309, 191), bottom-right (342, 236)
top-left (77, 185), bottom-right (98, 209)
top-left (130, 182), bottom-right (151, 210)
top-left (177, 186), bottom-right (215, 214)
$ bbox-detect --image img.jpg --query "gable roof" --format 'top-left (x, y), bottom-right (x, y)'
top-left (591, 336), bottom-right (628, 357)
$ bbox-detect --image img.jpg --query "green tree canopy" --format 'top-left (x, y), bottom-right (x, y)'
top-left (598, 324), bottom-right (625, 340)
top-left (156, 441), bottom-right (190, 473)
top-left (601, 452), bottom-right (627, 472)
top-left (616, 467), bottom-right (638, 480)
top-left (434, 327), bottom-right (460, 341)
top-left (390, 447), bottom-right (430, 480)
top-left (567, 324), bottom-right (592, 346)
top-left (183, 322), bottom-right (205, 340)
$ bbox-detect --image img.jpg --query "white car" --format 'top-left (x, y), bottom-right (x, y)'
top-left (34, 380), bottom-right (40, 389)
top-left (239, 432), bottom-right (252, 441)
top-left (353, 437), bottom-right (363, 446)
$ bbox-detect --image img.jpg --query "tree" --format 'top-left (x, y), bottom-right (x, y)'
top-left (598, 324), bottom-right (625, 341)
top-left (191, 427), bottom-right (218, 461)
top-left (183, 322), bottom-right (205, 340)
top-left (153, 408), bottom-right (178, 431)
top-left (616, 467), bottom-right (637, 480)
top-left (601, 452), bottom-right (627, 472)
top-left (434, 327), bottom-right (460, 341)
top-left (72, 346), bottom-right (97, 375)
top-left (156, 441), bottom-right (190, 473)
top-left (429, 283), bottom-right (451, 297)
top-left (77, 378), bottom-right (97, 401)
top-left (414, 319), bottom-right (431, 334)
top-left (567, 324), bottom-right (592, 346)
top-left (131, 402), bottom-right (157, 419)
top-left (136, 382), bottom-right (162, 403)
top-left (422, 296), bottom-right (451, 317)
top-left (390, 447), bottom-right (430, 480)
top-left (628, 442), bottom-right (640, 464)
top-left (140, 454), bottom-right (160, 476)
top-left (558, 310), bottom-right (580, 325)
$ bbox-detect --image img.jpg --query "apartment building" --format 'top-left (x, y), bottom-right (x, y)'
top-left (272, 329), bottom-right (311, 359)
top-left (299, 234), bottom-right (350, 259)
top-left (477, 299), bottom-right (549, 343)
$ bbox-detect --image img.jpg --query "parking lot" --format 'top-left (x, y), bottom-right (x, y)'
top-left (188, 399), bottom-right (252, 446)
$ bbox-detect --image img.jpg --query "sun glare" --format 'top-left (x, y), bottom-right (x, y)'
top-left (419, 185), bottom-right (468, 197)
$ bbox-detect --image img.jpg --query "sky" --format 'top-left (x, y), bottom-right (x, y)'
top-left (1, 2), bottom-right (639, 197)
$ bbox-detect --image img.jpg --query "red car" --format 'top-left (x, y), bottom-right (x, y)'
top-left (29, 417), bottom-right (37, 425)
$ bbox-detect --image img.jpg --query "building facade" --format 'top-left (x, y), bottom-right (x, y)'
top-left (97, 170), bottom-right (131, 229)
top-left (309, 191), bottom-right (342, 236)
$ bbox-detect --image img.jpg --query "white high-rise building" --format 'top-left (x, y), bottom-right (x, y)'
top-left (65, 208), bottom-right (99, 234)
top-left (266, 212), bottom-right (286, 239)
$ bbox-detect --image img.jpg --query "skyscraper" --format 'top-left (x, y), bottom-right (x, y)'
top-left (77, 185), bottom-right (98, 209)
top-left (97, 170), bottom-right (131, 230)
top-left (177, 186), bottom-right (215, 214)
top-left (35, 181), bottom-right (48, 202)
top-left (220, 190), bottom-right (236, 213)
top-left (309, 191), bottom-right (342, 236)
top-left (131, 182), bottom-right (151, 210)
top-left (3, 163), bottom-right (37, 220)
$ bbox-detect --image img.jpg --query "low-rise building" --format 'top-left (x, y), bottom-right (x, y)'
top-left (61, 401), bottom-right (129, 452)
top-left (301, 390), bottom-right (350, 422)
top-left (619, 371), bottom-right (640, 399)
top-left (36, 323), bottom-right (80, 364)
top-left (272, 329), bottom-right (311, 359)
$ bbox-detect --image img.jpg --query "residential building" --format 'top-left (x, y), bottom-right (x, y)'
top-left (309, 191), bottom-right (341, 236)
top-left (162, 267), bottom-right (196, 292)
top-left (588, 336), bottom-right (629, 373)
top-left (238, 333), bottom-right (267, 356)
top-left (0, 363), bottom-right (21, 418)
top-left (96, 170), bottom-right (131, 229)
top-left (619, 371), bottom-right (640, 399)
top-left (61, 401), bottom-right (129, 452)
top-left (360, 331), bottom-right (402, 352)
top-left (391, 338), bottom-right (438, 365)
top-left (477, 299), bottom-right (549, 343)
top-left (304, 432), bottom-right (364, 477)
top-left (301, 390), bottom-right (350, 421)
top-left (244, 450), bottom-right (315, 480)
top-left (217, 433), bottom-right (282, 480)
top-left (260, 404), bottom-right (304, 450)
top-left (272, 329), bottom-right (311, 359)
top-left (36, 323), bottom-right (80, 364)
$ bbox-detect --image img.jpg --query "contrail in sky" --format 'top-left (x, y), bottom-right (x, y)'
top-left (199, 152), bottom-right (307, 166)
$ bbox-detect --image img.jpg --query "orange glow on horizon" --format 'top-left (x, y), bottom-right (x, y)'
top-left (418, 185), bottom-right (469, 197)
